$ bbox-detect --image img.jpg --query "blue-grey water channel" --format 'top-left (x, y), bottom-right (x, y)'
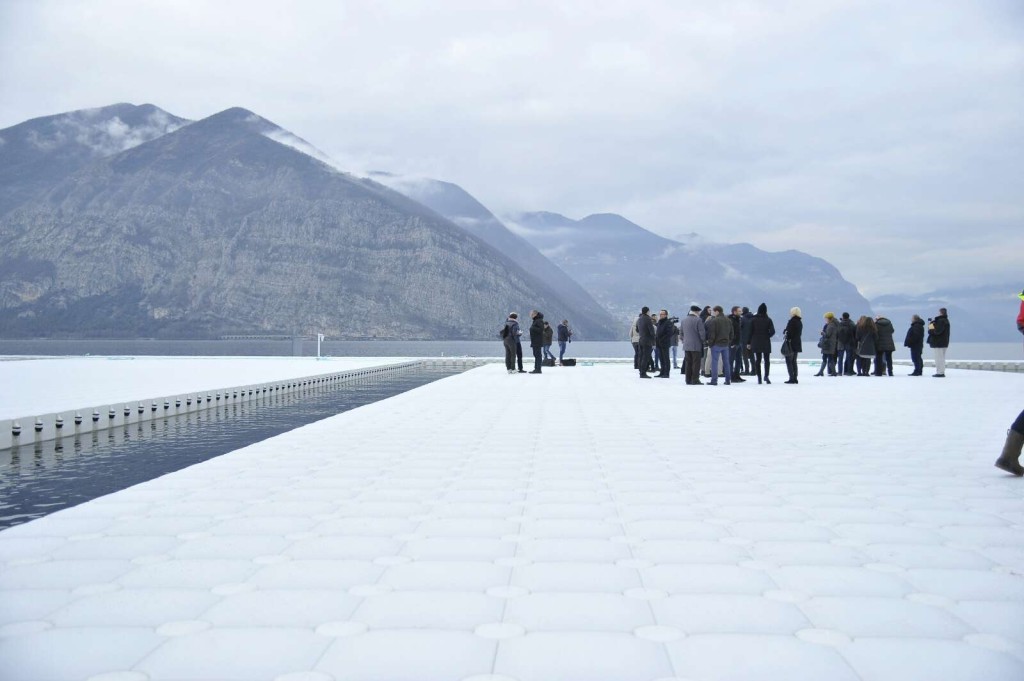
top-left (0, 365), bottom-right (466, 530)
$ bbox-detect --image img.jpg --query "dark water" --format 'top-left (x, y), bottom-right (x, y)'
top-left (0, 366), bottom-right (464, 530)
top-left (1, 339), bottom-right (1020, 360)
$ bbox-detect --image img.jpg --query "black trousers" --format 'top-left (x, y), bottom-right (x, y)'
top-left (656, 345), bottom-right (670, 376)
top-left (684, 350), bottom-right (702, 384)
top-left (532, 345), bottom-right (542, 372)
top-left (515, 342), bottom-right (524, 371)
top-left (753, 352), bottom-right (770, 381)
top-left (874, 351), bottom-right (893, 376)
top-left (638, 343), bottom-right (653, 376)
top-left (786, 353), bottom-right (799, 381)
top-left (632, 342), bottom-right (640, 369)
top-left (910, 346), bottom-right (923, 374)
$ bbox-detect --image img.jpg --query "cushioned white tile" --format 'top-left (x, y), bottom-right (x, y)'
top-left (0, 627), bottom-right (164, 680)
top-left (51, 589), bottom-right (217, 627)
top-left (352, 591), bottom-right (501, 629)
top-left (316, 630), bottom-right (495, 681)
top-left (667, 634), bottom-right (861, 681)
top-left (652, 595), bottom-right (810, 635)
top-left (504, 592), bottom-right (654, 631)
top-left (841, 638), bottom-right (1024, 681)
top-left (494, 631), bottom-right (674, 681)
top-left (137, 628), bottom-right (330, 680)
top-left (801, 596), bottom-right (973, 638)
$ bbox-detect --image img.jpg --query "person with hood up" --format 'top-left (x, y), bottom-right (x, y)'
top-left (747, 303), bottom-right (775, 385)
top-left (873, 315), bottom-right (896, 376)
top-left (837, 312), bottom-right (857, 376)
top-left (528, 310), bottom-right (545, 374)
top-left (814, 312), bottom-right (839, 376)
top-left (927, 308), bottom-right (950, 377)
top-left (502, 313), bottom-right (522, 374)
top-left (680, 305), bottom-right (707, 385)
top-left (904, 314), bottom-right (925, 376)
top-left (636, 306), bottom-right (656, 379)
top-left (855, 316), bottom-right (877, 376)
top-left (783, 307), bottom-right (803, 384)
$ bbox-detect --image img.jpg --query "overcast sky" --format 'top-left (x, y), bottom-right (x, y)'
top-left (1, 0), bottom-right (1021, 297)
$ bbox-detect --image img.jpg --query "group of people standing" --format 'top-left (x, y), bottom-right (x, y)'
top-left (813, 308), bottom-right (950, 378)
top-left (631, 304), bottom-right (953, 384)
top-left (500, 311), bottom-right (572, 374)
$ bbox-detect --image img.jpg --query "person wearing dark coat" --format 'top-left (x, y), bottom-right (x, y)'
top-left (636, 306), bottom-right (656, 379)
top-left (783, 307), bottom-right (803, 384)
top-left (556, 320), bottom-right (572, 364)
top-left (739, 307), bottom-right (754, 374)
top-left (655, 310), bottom-right (674, 378)
top-left (542, 322), bottom-right (555, 362)
top-left (680, 305), bottom-right (707, 385)
top-left (670, 321), bottom-right (681, 369)
top-left (747, 303), bottom-right (775, 385)
top-left (872, 316), bottom-right (896, 376)
top-left (927, 308), bottom-right (950, 377)
top-left (705, 305), bottom-right (734, 385)
top-left (502, 313), bottom-right (522, 374)
top-left (904, 315), bottom-right (925, 376)
top-left (528, 310), bottom-right (545, 374)
top-left (814, 312), bottom-right (839, 376)
top-left (728, 307), bottom-right (745, 382)
top-left (855, 316), bottom-right (877, 376)
top-left (836, 312), bottom-right (857, 375)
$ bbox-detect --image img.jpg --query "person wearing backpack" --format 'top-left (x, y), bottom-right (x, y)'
top-left (501, 313), bottom-right (522, 374)
top-left (528, 310), bottom-right (546, 374)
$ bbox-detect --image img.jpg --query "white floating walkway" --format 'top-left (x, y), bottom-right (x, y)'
top-left (1, 364), bottom-right (1023, 681)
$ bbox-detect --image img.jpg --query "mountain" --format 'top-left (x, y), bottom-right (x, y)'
top-left (372, 174), bottom-right (618, 337)
top-left (0, 105), bottom-right (614, 339)
top-left (506, 211), bottom-right (872, 325)
top-left (872, 284), bottom-right (1023, 343)
top-left (0, 103), bottom-right (188, 216)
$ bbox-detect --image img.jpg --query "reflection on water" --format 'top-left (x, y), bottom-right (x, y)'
top-left (0, 366), bottom-right (464, 530)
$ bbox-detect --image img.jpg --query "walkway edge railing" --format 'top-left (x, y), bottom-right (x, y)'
top-left (0, 359), bottom-right (486, 450)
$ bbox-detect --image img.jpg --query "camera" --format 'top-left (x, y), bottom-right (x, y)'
top-left (668, 316), bottom-right (679, 324)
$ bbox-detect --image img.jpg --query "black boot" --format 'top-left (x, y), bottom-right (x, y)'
top-left (995, 429), bottom-right (1024, 476)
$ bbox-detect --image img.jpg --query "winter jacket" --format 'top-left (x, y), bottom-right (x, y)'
top-left (636, 314), bottom-right (656, 345)
top-left (706, 314), bottom-right (734, 347)
top-left (748, 304), bottom-right (775, 353)
top-left (837, 318), bottom-right (856, 348)
top-left (927, 314), bottom-right (950, 348)
top-left (820, 319), bottom-right (839, 354)
top-left (784, 316), bottom-right (803, 354)
top-left (655, 317), bottom-right (674, 348)
top-left (727, 313), bottom-right (742, 346)
top-left (543, 325), bottom-right (553, 346)
top-left (739, 311), bottom-right (754, 345)
top-left (504, 318), bottom-right (521, 344)
top-left (904, 320), bottom-right (924, 350)
top-left (680, 312), bottom-right (707, 351)
top-left (557, 323), bottom-right (571, 342)
top-left (1017, 299), bottom-right (1024, 334)
top-left (856, 327), bottom-right (877, 357)
top-left (875, 317), bottom-right (896, 352)
top-left (529, 313), bottom-right (545, 348)
top-left (670, 323), bottom-right (680, 346)
top-left (629, 321), bottom-right (640, 343)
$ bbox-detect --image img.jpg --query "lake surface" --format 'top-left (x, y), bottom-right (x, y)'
top-left (0, 365), bottom-right (464, 529)
top-left (1, 339), bottom-right (1021, 360)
